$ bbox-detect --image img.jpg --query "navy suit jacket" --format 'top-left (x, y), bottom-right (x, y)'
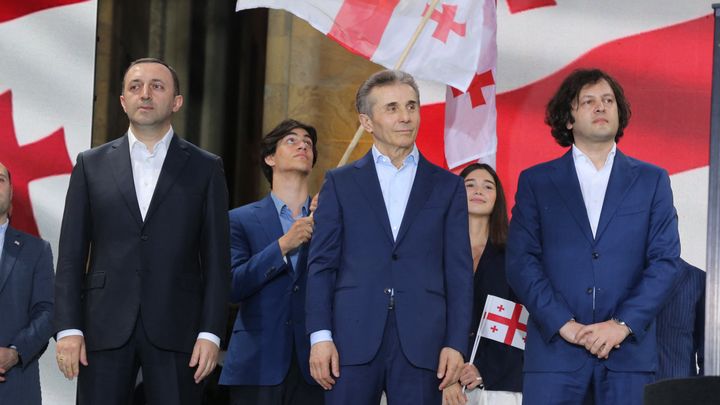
top-left (656, 259), bottom-right (705, 380)
top-left (506, 149), bottom-right (681, 373)
top-left (55, 134), bottom-right (230, 353)
top-left (306, 151), bottom-right (474, 371)
top-left (219, 195), bottom-right (315, 386)
top-left (0, 226), bottom-right (54, 405)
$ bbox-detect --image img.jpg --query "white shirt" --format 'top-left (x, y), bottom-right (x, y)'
top-left (310, 145), bottom-right (420, 345)
top-left (58, 128), bottom-right (220, 347)
top-left (128, 128), bottom-right (173, 220)
top-left (572, 143), bottom-right (616, 238)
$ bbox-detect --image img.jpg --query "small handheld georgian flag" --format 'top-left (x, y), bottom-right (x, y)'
top-left (479, 294), bottom-right (528, 350)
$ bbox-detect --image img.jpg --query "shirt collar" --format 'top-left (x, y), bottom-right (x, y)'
top-left (572, 143), bottom-right (617, 169)
top-left (128, 127), bottom-right (174, 153)
top-left (270, 193), bottom-right (310, 218)
top-left (371, 144), bottom-right (419, 167)
top-left (0, 218), bottom-right (8, 233)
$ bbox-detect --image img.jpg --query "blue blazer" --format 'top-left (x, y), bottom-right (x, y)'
top-left (0, 226), bottom-right (54, 405)
top-left (656, 259), bottom-right (705, 380)
top-left (506, 149), bottom-right (681, 373)
top-left (220, 195), bottom-right (315, 386)
top-left (306, 151), bottom-right (474, 371)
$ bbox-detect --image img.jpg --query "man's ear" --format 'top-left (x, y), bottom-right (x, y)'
top-left (359, 113), bottom-right (373, 133)
top-left (264, 154), bottom-right (276, 168)
top-left (172, 95), bottom-right (184, 112)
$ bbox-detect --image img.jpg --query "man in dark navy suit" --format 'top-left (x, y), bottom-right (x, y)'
top-left (306, 70), bottom-right (473, 405)
top-left (219, 119), bottom-right (323, 405)
top-left (54, 58), bottom-right (230, 405)
top-left (656, 259), bottom-right (705, 380)
top-left (0, 162), bottom-right (55, 405)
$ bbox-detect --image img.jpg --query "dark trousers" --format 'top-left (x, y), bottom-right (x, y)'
top-left (523, 357), bottom-right (654, 405)
top-left (326, 310), bottom-right (441, 405)
top-left (77, 315), bottom-right (204, 405)
top-left (228, 345), bottom-right (324, 405)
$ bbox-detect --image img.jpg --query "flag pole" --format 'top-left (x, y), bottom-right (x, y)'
top-left (462, 298), bottom-right (491, 394)
top-left (336, 0), bottom-right (443, 167)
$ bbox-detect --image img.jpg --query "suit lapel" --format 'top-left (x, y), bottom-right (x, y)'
top-left (144, 135), bottom-right (190, 225)
top-left (254, 195), bottom-right (284, 243)
top-left (594, 150), bottom-right (638, 242)
top-left (352, 152), bottom-right (394, 244)
top-left (0, 227), bottom-right (22, 293)
top-left (109, 135), bottom-right (143, 227)
top-left (548, 150), bottom-right (594, 244)
top-left (394, 155), bottom-right (435, 247)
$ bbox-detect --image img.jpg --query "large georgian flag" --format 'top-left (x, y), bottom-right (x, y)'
top-left (236, 0), bottom-right (487, 92)
top-left (417, 0), bottom-right (712, 268)
top-left (0, 1), bottom-right (97, 403)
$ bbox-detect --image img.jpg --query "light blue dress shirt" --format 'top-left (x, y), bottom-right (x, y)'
top-left (0, 219), bottom-right (8, 263)
top-left (270, 193), bottom-right (310, 271)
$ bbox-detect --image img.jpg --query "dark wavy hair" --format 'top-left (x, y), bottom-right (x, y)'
top-left (459, 163), bottom-right (508, 248)
top-left (260, 119), bottom-right (318, 186)
top-left (545, 68), bottom-right (631, 147)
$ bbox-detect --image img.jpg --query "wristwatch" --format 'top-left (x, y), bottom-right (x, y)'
top-left (611, 318), bottom-right (633, 335)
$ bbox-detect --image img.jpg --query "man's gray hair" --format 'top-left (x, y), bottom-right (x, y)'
top-left (355, 70), bottom-right (420, 116)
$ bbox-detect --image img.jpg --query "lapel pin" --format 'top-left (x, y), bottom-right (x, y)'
top-left (14, 240), bottom-right (20, 246)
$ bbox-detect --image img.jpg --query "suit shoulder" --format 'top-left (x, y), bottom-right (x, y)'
top-left (177, 137), bottom-right (222, 162)
top-left (624, 154), bottom-right (668, 176)
top-left (229, 198), bottom-right (265, 218)
top-left (77, 137), bottom-right (123, 159)
top-left (8, 227), bottom-right (50, 251)
top-left (517, 155), bottom-right (564, 180)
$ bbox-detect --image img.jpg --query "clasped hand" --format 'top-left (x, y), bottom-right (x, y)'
top-left (559, 319), bottom-right (630, 359)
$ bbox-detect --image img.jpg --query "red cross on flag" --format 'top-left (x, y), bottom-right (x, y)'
top-left (236, 0), bottom-right (489, 92)
top-left (476, 294), bottom-right (528, 351)
top-left (0, 0), bottom-right (95, 252)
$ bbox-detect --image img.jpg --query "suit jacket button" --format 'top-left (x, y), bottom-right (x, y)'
top-left (383, 288), bottom-right (392, 295)
top-left (293, 285), bottom-right (300, 292)
top-left (392, 254), bottom-right (398, 260)
top-left (586, 288), bottom-right (593, 294)
top-left (141, 235), bottom-right (149, 241)
top-left (285, 320), bottom-right (292, 325)
top-left (592, 252), bottom-right (599, 259)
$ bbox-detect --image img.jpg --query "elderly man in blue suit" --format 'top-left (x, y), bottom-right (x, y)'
top-left (306, 70), bottom-right (474, 405)
top-left (506, 69), bottom-right (682, 405)
top-left (0, 162), bottom-right (55, 404)
top-left (220, 119), bottom-right (324, 405)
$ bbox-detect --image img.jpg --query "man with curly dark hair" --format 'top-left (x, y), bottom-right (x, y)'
top-left (506, 68), bottom-right (682, 405)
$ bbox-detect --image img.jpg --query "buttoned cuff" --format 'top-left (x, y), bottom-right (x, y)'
top-left (57, 329), bottom-right (84, 341)
top-left (310, 330), bottom-right (333, 346)
top-left (197, 332), bottom-right (220, 347)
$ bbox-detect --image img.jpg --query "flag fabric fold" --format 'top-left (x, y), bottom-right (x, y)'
top-left (236, 0), bottom-right (489, 92)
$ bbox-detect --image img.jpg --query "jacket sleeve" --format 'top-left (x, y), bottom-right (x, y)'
top-left (198, 157), bottom-right (231, 340)
top-left (442, 176), bottom-right (474, 357)
top-left (305, 172), bottom-right (342, 335)
top-left (12, 241), bottom-right (55, 368)
top-left (55, 152), bottom-right (91, 333)
top-left (506, 171), bottom-right (575, 343)
top-left (228, 212), bottom-right (287, 302)
top-left (614, 170), bottom-right (681, 342)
